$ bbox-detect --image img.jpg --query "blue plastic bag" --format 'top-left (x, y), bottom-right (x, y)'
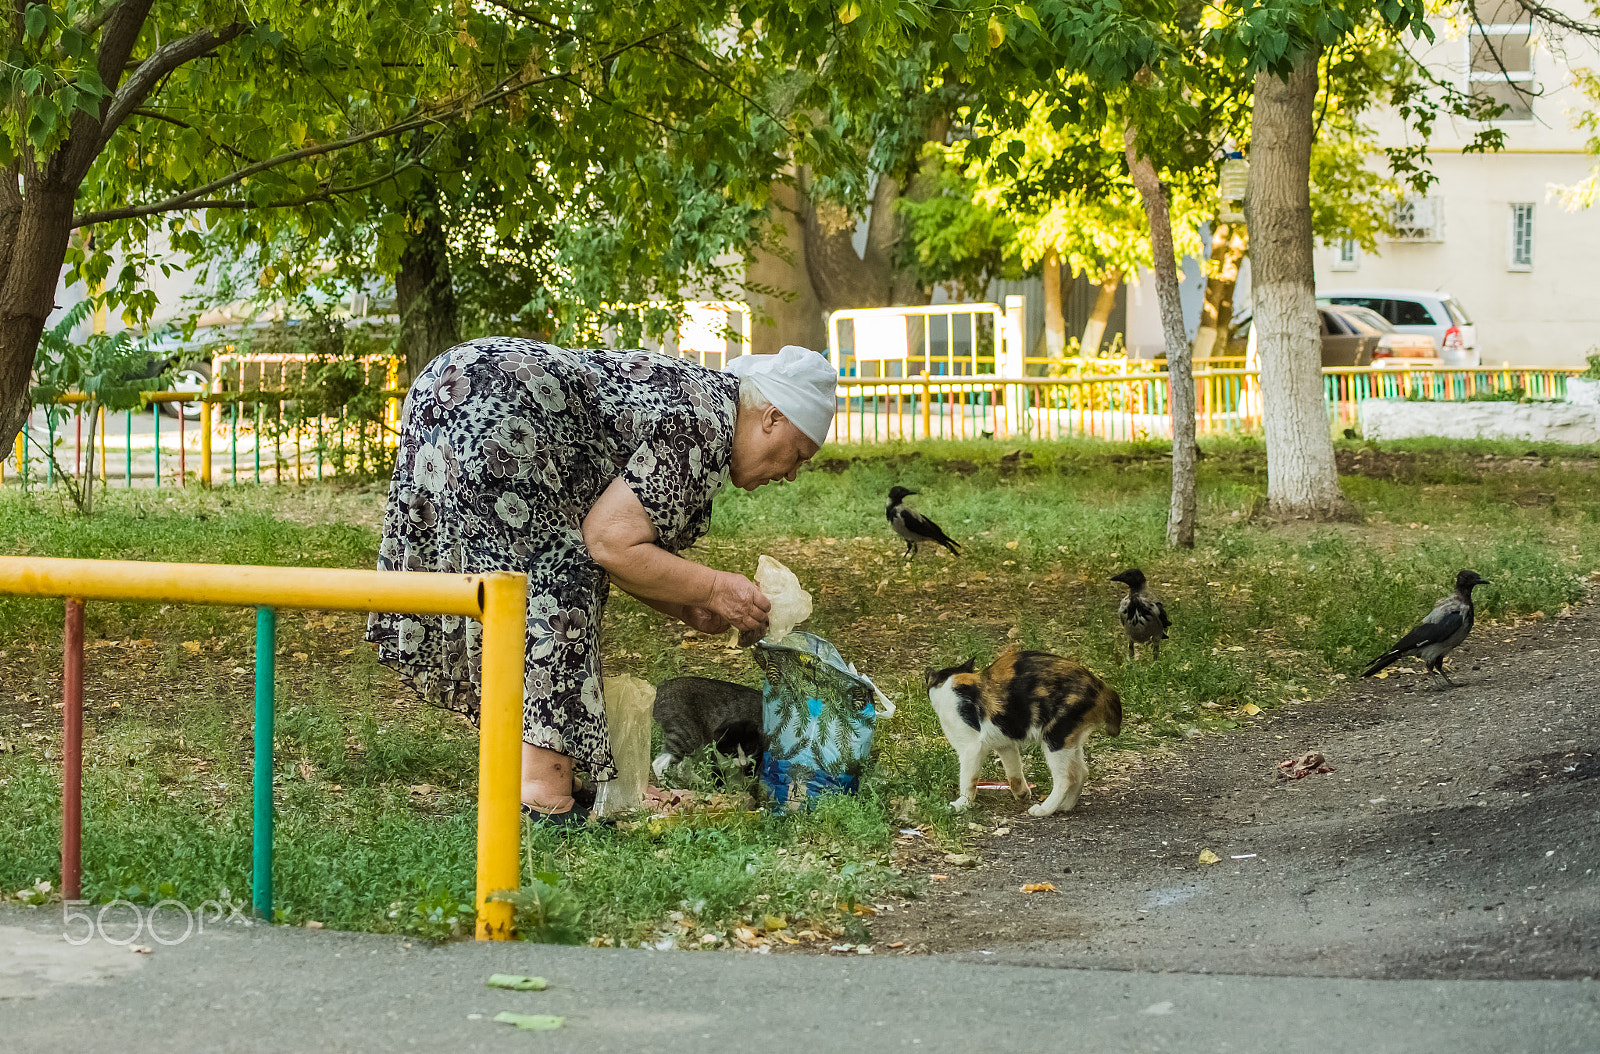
top-left (752, 632), bottom-right (892, 809)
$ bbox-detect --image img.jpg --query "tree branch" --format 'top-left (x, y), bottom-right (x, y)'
top-left (96, 22), bottom-right (253, 157)
top-left (72, 25), bottom-right (680, 227)
top-left (475, 0), bottom-right (576, 38)
top-left (128, 107), bottom-right (259, 164)
top-left (74, 163), bottom-right (419, 226)
top-left (73, 0), bottom-right (126, 37)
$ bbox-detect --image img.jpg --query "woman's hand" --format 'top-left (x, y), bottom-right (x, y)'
top-left (706, 571), bottom-right (771, 636)
top-left (681, 606), bottom-right (731, 635)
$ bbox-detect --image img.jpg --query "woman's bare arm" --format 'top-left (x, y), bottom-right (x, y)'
top-left (581, 477), bottom-right (770, 634)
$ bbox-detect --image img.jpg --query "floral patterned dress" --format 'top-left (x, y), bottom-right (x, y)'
top-left (365, 337), bottom-right (739, 781)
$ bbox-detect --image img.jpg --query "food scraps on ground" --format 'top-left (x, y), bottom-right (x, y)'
top-left (486, 974), bottom-right (548, 991)
top-left (1276, 751), bottom-right (1335, 779)
top-left (1197, 848), bottom-right (1221, 865)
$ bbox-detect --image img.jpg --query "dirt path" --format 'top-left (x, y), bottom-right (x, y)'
top-left (869, 602), bottom-right (1600, 980)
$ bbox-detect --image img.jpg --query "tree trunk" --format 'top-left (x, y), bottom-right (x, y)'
top-left (1042, 251), bottom-right (1065, 357)
top-left (796, 115), bottom-right (949, 317)
top-left (1191, 222), bottom-right (1247, 360)
top-left (1245, 53), bottom-right (1348, 518)
top-left (0, 186), bottom-right (78, 463)
top-left (1126, 128), bottom-right (1197, 549)
top-left (395, 198), bottom-right (461, 385)
top-left (1081, 269), bottom-right (1121, 356)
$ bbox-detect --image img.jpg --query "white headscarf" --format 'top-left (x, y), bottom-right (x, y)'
top-left (724, 345), bottom-right (837, 446)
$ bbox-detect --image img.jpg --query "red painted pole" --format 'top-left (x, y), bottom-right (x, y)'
top-left (62, 598), bottom-right (85, 902)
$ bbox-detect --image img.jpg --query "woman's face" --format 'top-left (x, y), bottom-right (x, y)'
top-left (730, 404), bottom-right (820, 491)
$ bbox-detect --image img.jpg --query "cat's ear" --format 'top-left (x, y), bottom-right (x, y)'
top-left (958, 656), bottom-right (976, 673)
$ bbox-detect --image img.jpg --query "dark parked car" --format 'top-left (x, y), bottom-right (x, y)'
top-left (1227, 304), bottom-right (1406, 367)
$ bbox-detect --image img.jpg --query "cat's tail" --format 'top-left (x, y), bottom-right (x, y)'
top-left (1101, 686), bottom-right (1123, 738)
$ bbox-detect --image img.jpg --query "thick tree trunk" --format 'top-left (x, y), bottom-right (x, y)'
top-left (745, 177), bottom-right (828, 355)
top-left (796, 115), bottom-right (948, 317)
top-left (0, 186), bottom-right (78, 462)
top-left (1126, 128), bottom-right (1197, 549)
top-left (1191, 222), bottom-right (1247, 360)
top-left (1245, 53), bottom-right (1348, 518)
top-left (1041, 251), bottom-right (1065, 357)
top-left (395, 201), bottom-right (461, 384)
top-left (1081, 269), bottom-right (1121, 356)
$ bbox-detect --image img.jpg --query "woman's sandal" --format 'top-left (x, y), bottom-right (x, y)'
top-left (521, 801), bottom-right (588, 827)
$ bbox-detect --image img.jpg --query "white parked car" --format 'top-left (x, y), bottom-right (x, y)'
top-left (1315, 289), bottom-right (1479, 368)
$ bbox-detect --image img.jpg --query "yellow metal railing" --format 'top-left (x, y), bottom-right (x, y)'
top-left (0, 557), bottom-right (527, 940)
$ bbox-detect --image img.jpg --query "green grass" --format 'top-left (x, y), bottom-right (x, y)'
top-left (1, 435), bottom-right (1596, 945)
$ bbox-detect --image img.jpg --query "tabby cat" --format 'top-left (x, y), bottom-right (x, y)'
top-left (925, 650), bottom-right (1121, 817)
top-left (651, 676), bottom-right (766, 780)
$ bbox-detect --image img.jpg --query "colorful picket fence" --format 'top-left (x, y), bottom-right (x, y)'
top-left (832, 364), bottom-right (1582, 444)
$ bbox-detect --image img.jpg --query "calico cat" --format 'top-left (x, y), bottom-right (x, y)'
top-left (925, 650), bottom-right (1121, 817)
top-left (651, 676), bottom-right (766, 781)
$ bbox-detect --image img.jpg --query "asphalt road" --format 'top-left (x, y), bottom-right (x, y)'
top-left (1, 905), bottom-right (1595, 1054)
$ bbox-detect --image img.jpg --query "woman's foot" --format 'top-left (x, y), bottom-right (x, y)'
top-left (521, 800), bottom-right (585, 826)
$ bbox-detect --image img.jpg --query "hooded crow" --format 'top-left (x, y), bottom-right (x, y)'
top-left (1110, 568), bottom-right (1170, 660)
top-left (1362, 570), bottom-right (1490, 686)
top-left (886, 486), bottom-right (961, 559)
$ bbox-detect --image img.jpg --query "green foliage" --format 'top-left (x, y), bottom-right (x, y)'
top-left (32, 301), bottom-right (170, 414)
top-left (1579, 353), bottom-right (1600, 382)
top-left (389, 884), bottom-right (476, 941)
top-left (491, 878), bottom-right (585, 945)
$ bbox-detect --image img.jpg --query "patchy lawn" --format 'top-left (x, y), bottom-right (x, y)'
top-left (1, 434), bottom-right (1595, 947)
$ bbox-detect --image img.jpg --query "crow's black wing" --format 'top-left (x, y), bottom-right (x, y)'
top-left (1155, 601), bottom-right (1171, 630)
top-left (1362, 607), bottom-right (1466, 676)
top-left (903, 508), bottom-right (961, 554)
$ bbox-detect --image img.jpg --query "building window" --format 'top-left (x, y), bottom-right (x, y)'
top-left (1331, 238), bottom-right (1359, 271)
top-left (1390, 196), bottom-right (1445, 242)
top-left (1509, 202), bottom-right (1534, 270)
top-left (1468, 0), bottom-right (1534, 121)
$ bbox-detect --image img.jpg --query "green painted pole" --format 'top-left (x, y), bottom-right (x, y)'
top-left (252, 605), bottom-right (276, 920)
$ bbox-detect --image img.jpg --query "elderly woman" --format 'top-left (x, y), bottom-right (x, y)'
top-left (366, 339), bottom-right (836, 824)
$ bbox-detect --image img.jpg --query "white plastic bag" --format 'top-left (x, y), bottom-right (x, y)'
top-left (754, 555), bottom-right (812, 643)
top-left (592, 674), bottom-right (656, 817)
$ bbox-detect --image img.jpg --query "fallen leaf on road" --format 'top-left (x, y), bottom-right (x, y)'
top-left (1242, 703), bottom-right (1261, 716)
top-left (762, 915), bottom-right (788, 931)
top-left (1020, 883), bottom-right (1057, 893)
top-left (493, 1012), bottom-right (563, 1031)
top-left (487, 974), bottom-right (548, 991)
top-left (1198, 849), bottom-right (1221, 865)
top-left (181, 641), bottom-right (202, 653)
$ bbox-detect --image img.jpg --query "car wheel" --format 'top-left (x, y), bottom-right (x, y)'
top-left (160, 361), bottom-right (212, 420)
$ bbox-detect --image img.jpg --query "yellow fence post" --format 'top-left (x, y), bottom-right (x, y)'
top-left (475, 570), bottom-right (528, 940)
top-left (201, 400), bottom-right (213, 488)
